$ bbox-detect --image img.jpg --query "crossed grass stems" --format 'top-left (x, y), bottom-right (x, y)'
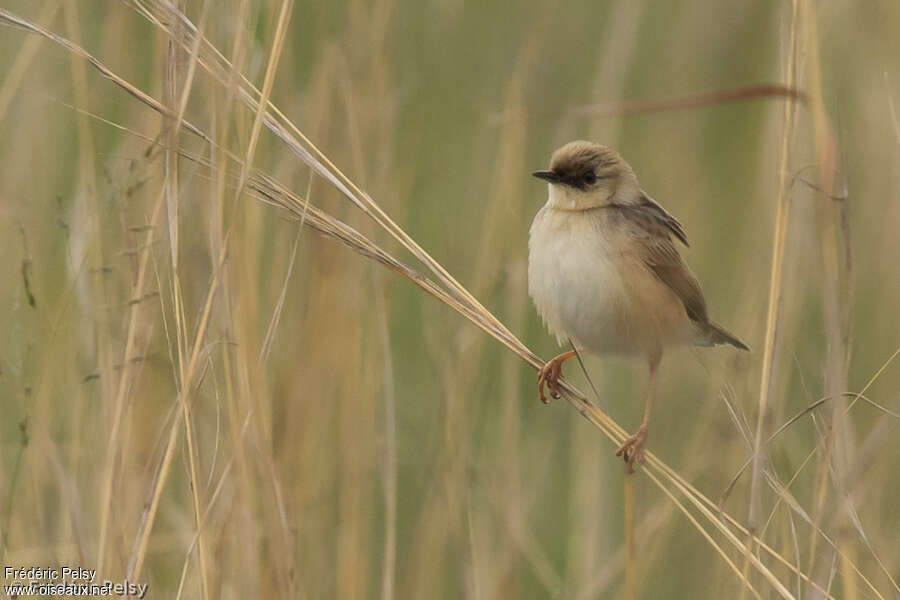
top-left (2, 2), bottom-right (899, 598)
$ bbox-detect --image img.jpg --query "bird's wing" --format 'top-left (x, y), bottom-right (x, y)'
top-left (633, 193), bottom-right (689, 246)
top-left (614, 196), bottom-right (708, 323)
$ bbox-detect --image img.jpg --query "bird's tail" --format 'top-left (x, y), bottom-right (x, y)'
top-left (704, 321), bottom-right (749, 351)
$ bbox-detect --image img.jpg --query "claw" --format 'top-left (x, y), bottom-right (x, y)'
top-left (537, 353), bottom-right (569, 404)
top-left (615, 426), bottom-right (648, 474)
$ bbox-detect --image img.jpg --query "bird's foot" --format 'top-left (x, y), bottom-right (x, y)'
top-left (616, 426), bottom-right (648, 474)
top-left (537, 356), bottom-right (566, 404)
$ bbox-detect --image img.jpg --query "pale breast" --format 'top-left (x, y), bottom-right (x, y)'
top-left (528, 205), bottom-right (693, 357)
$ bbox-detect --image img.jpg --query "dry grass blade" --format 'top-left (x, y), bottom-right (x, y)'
top-left (0, 9), bottom-right (210, 142)
top-left (720, 389), bottom-right (898, 510)
top-left (766, 344), bottom-right (900, 595)
top-left (571, 83), bottom-right (808, 117)
top-left (488, 83), bottom-right (808, 125)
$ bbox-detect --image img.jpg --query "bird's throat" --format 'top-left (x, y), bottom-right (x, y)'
top-left (546, 183), bottom-right (613, 211)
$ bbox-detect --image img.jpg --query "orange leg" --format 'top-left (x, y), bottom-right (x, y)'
top-left (616, 356), bottom-right (659, 474)
top-left (537, 350), bottom-right (577, 404)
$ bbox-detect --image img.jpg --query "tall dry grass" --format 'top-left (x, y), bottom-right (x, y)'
top-left (0, 1), bottom-right (898, 598)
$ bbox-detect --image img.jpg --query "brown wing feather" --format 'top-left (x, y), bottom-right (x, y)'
top-left (635, 193), bottom-right (689, 246)
top-left (614, 196), bottom-right (708, 324)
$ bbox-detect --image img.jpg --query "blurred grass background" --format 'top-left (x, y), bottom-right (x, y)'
top-left (0, 0), bottom-right (898, 598)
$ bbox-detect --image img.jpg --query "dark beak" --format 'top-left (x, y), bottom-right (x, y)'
top-left (532, 170), bottom-right (560, 183)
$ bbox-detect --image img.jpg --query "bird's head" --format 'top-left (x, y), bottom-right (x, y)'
top-left (532, 141), bottom-right (639, 210)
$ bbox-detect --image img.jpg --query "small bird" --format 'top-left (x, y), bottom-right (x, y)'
top-left (528, 141), bottom-right (748, 473)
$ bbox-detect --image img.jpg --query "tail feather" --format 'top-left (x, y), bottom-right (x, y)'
top-left (705, 321), bottom-right (749, 351)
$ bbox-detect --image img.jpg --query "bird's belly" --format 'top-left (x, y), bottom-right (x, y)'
top-left (529, 220), bottom-right (636, 355)
top-left (528, 209), bottom-right (690, 357)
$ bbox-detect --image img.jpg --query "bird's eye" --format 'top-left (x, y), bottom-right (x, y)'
top-left (583, 172), bottom-right (597, 185)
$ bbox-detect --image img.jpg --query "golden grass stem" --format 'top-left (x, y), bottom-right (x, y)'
top-left (164, 3), bottom-right (211, 598)
top-left (623, 475), bottom-right (635, 600)
top-left (750, 0), bottom-right (800, 535)
top-left (374, 273), bottom-right (398, 600)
